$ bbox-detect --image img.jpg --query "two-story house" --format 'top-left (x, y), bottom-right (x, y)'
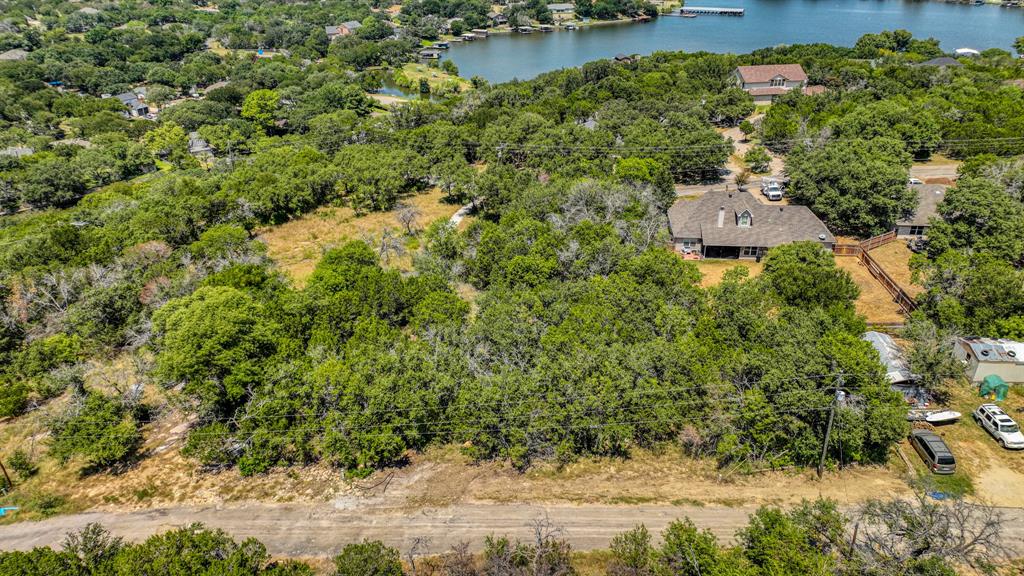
top-left (734, 64), bottom-right (808, 103)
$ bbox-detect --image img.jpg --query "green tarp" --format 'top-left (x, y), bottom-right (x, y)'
top-left (980, 374), bottom-right (1009, 402)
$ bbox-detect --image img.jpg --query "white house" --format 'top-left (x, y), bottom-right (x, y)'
top-left (734, 64), bottom-right (808, 104)
top-left (954, 337), bottom-right (1024, 384)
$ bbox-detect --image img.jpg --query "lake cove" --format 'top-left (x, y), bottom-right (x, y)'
top-left (447, 0), bottom-right (1024, 82)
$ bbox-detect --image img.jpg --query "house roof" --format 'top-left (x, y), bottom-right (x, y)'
top-left (0, 48), bottom-right (29, 61)
top-left (0, 146), bottom-right (33, 158)
top-left (77, 6), bottom-right (100, 14)
top-left (325, 25), bottom-right (341, 35)
top-left (863, 331), bottom-right (917, 384)
top-left (918, 56), bottom-right (962, 68)
top-left (342, 20), bottom-right (362, 29)
top-left (547, 3), bottom-right (575, 10)
top-left (959, 337), bottom-right (1024, 365)
top-left (667, 190), bottom-right (835, 247)
top-left (898, 185), bottom-right (946, 227)
top-left (735, 64), bottom-right (808, 84)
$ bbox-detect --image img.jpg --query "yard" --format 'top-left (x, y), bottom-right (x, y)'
top-left (900, 382), bottom-right (1024, 506)
top-left (869, 241), bottom-right (925, 297)
top-left (258, 188), bottom-right (461, 286)
top-left (693, 256), bottom-right (906, 324)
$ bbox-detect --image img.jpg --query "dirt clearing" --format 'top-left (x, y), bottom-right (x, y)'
top-left (257, 188), bottom-right (460, 286)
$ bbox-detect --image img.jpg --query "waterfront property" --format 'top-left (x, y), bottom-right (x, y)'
top-left (668, 190), bottom-right (835, 259)
top-left (547, 2), bottom-right (576, 21)
top-left (734, 64), bottom-right (808, 103)
top-left (955, 337), bottom-right (1024, 384)
top-left (445, 0), bottom-right (1024, 83)
top-left (680, 6), bottom-right (744, 16)
top-left (895, 185), bottom-right (946, 238)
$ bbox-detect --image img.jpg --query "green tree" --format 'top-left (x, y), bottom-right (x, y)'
top-left (143, 122), bottom-right (196, 169)
top-left (332, 541), bottom-right (403, 576)
top-left (743, 146), bottom-right (771, 174)
top-left (49, 390), bottom-right (142, 469)
top-left (152, 286), bottom-right (281, 416)
top-left (241, 89), bottom-right (281, 131)
top-left (785, 138), bottom-right (914, 237)
top-left (761, 242), bottom-right (859, 310)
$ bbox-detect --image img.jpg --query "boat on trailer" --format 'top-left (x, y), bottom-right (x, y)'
top-left (907, 409), bottom-right (962, 425)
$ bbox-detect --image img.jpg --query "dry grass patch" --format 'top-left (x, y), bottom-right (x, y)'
top-left (834, 256), bottom-right (906, 324)
top-left (869, 241), bottom-right (924, 297)
top-left (258, 188), bottom-right (461, 286)
top-left (693, 259), bottom-right (763, 288)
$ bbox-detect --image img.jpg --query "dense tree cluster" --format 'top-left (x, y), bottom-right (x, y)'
top-left (1, 20), bottom-right (1023, 481)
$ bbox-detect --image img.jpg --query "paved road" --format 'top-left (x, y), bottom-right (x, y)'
top-left (0, 503), bottom-right (753, 557)
top-left (2, 502), bottom-right (1022, 558)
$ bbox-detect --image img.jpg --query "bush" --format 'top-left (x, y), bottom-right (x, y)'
top-left (7, 449), bottom-right (38, 481)
top-left (332, 541), bottom-right (403, 576)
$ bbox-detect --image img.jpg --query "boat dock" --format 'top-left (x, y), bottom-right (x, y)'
top-left (679, 6), bottom-right (744, 15)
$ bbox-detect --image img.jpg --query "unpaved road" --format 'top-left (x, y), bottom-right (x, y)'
top-left (2, 502), bottom-right (1024, 558)
top-left (0, 503), bottom-right (762, 557)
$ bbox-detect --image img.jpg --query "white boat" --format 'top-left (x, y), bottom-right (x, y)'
top-left (907, 409), bottom-right (962, 425)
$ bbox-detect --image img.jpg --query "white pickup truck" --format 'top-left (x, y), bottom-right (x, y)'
top-left (973, 404), bottom-right (1024, 449)
top-left (761, 179), bottom-right (783, 201)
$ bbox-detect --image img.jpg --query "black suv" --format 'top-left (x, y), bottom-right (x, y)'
top-left (909, 430), bottom-right (956, 474)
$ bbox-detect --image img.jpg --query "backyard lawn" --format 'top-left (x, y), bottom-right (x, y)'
top-left (869, 241), bottom-right (925, 297)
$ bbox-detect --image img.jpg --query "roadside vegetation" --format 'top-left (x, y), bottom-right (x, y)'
top-left (0, 495), bottom-right (1008, 575)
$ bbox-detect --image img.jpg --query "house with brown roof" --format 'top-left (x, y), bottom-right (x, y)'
top-left (668, 190), bottom-right (835, 259)
top-left (896, 184), bottom-right (946, 238)
top-left (734, 64), bottom-right (809, 103)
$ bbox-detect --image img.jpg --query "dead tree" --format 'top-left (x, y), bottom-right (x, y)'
top-left (396, 202), bottom-right (422, 235)
top-left (854, 493), bottom-right (1008, 571)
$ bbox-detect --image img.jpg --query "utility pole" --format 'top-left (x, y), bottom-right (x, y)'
top-left (818, 372), bottom-right (844, 479)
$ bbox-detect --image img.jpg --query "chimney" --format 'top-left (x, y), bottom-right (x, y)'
top-left (717, 206), bottom-right (725, 228)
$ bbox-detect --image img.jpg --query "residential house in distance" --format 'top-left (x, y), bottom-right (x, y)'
top-left (113, 90), bottom-right (150, 117)
top-left (667, 189), bottom-right (835, 259)
top-left (895, 184), bottom-right (946, 238)
top-left (954, 337), bottom-right (1024, 384)
top-left (0, 146), bottom-right (34, 158)
top-left (488, 11), bottom-right (508, 26)
top-left (734, 64), bottom-right (810, 103)
top-left (188, 131), bottom-right (213, 159)
top-left (0, 48), bottom-right (29, 61)
top-left (917, 56), bottom-right (962, 69)
top-left (325, 21), bottom-right (362, 41)
top-left (547, 3), bottom-right (576, 20)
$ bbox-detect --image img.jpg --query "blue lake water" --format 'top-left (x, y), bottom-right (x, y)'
top-left (447, 0), bottom-right (1024, 82)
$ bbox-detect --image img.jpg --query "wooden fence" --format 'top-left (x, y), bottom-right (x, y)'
top-left (833, 231), bottom-right (916, 314)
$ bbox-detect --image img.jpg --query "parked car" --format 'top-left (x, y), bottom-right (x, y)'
top-left (909, 430), bottom-right (956, 474)
top-left (908, 177), bottom-right (924, 185)
top-left (761, 178), bottom-right (783, 201)
top-left (973, 404), bottom-right (1024, 449)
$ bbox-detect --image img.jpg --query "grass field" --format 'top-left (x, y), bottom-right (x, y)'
top-left (258, 188), bottom-right (461, 286)
top-left (693, 259), bottom-right (763, 288)
top-left (834, 256), bottom-right (906, 324)
top-left (869, 241), bottom-right (925, 297)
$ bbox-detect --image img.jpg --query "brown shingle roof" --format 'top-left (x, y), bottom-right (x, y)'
top-left (668, 190), bottom-right (835, 248)
top-left (736, 64), bottom-right (808, 84)
top-left (898, 185), bottom-right (946, 227)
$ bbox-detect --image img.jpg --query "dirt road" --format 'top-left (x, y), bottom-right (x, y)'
top-left (0, 503), bottom-right (758, 557)
top-left (2, 502), bottom-right (1023, 558)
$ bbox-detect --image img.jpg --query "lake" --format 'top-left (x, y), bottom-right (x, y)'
top-left (447, 0), bottom-right (1024, 83)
